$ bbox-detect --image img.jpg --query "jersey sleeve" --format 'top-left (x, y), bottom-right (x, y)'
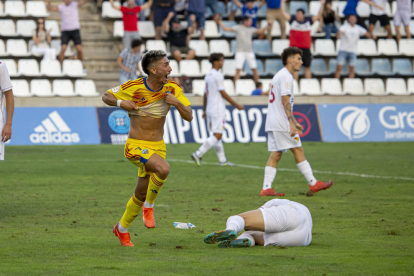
top-left (173, 84), bottom-right (191, 106)
top-left (0, 63), bottom-right (13, 92)
top-left (339, 24), bottom-right (347, 32)
top-left (357, 25), bottom-right (367, 35)
top-left (280, 74), bottom-right (293, 96)
top-left (106, 81), bottom-right (133, 100)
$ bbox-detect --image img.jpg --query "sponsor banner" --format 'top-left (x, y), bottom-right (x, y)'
top-left (8, 107), bottom-right (100, 145)
top-left (98, 104), bottom-right (321, 144)
top-left (318, 104), bottom-right (414, 142)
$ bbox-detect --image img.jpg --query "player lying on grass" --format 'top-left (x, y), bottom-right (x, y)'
top-left (102, 50), bottom-right (192, 247)
top-left (204, 198), bottom-right (312, 248)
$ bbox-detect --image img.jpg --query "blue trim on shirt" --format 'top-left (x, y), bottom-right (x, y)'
top-left (143, 77), bottom-right (164, 92)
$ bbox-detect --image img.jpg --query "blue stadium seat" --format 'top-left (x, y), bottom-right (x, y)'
top-left (258, 4), bottom-right (267, 17)
top-left (219, 21), bottom-right (237, 38)
top-left (217, 1), bottom-right (229, 18)
top-left (311, 58), bottom-right (332, 76)
top-left (289, 1), bottom-right (309, 15)
top-left (355, 58), bottom-right (374, 77)
top-left (392, 59), bottom-right (414, 77)
top-left (265, 59), bottom-right (284, 75)
top-left (244, 59), bottom-right (267, 77)
top-left (253, 40), bottom-right (276, 57)
top-left (231, 39), bottom-right (237, 53)
top-left (372, 58), bottom-right (395, 76)
top-left (329, 59), bottom-right (349, 76)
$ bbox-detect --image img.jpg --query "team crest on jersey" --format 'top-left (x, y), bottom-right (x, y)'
top-left (111, 86), bottom-right (120, 93)
top-left (285, 82), bottom-right (291, 89)
top-left (142, 149), bottom-right (149, 154)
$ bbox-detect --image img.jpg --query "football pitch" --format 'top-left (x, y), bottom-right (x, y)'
top-left (1, 142), bottom-right (413, 275)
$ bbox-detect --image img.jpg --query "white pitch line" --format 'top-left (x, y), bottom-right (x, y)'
top-left (167, 158), bottom-right (414, 182)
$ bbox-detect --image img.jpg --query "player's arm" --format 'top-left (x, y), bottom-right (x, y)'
top-left (312, 0), bottom-right (325, 23)
top-left (219, 90), bottom-right (244, 110)
top-left (281, 95), bottom-right (302, 136)
top-left (2, 90), bottom-right (14, 142)
top-left (216, 17), bottom-right (234, 32)
top-left (109, 0), bottom-right (121, 10)
top-left (47, 0), bottom-right (59, 12)
top-left (117, 55), bottom-right (130, 73)
top-left (361, 0), bottom-right (383, 10)
top-left (258, 0), bottom-right (266, 8)
top-left (102, 92), bottom-right (138, 112)
top-left (256, 21), bottom-right (271, 35)
top-left (234, 0), bottom-right (242, 8)
top-left (163, 11), bottom-right (175, 33)
top-left (164, 94), bottom-right (193, 122)
top-left (77, 0), bottom-right (90, 7)
top-left (281, 0), bottom-right (291, 21)
top-left (140, 0), bottom-right (153, 10)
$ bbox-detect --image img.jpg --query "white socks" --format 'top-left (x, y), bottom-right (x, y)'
top-left (144, 200), bottom-right (154, 208)
top-left (263, 166), bottom-right (277, 190)
top-left (118, 222), bottom-right (128, 233)
top-left (214, 139), bottom-right (227, 163)
top-left (196, 135), bottom-right (218, 157)
top-left (297, 160), bottom-right (317, 186)
top-left (226, 215), bottom-right (245, 233)
top-left (238, 233), bottom-right (255, 247)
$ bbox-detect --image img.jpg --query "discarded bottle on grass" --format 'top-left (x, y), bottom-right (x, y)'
top-left (173, 222), bottom-right (196, 229)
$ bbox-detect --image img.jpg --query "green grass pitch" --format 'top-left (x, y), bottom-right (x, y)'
top-left (0, 142), bottom-right (413, 275)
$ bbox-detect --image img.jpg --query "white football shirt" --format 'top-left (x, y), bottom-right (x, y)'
top-left (205, 68), bottom-right (226, 117)
top-left (265, 67), bottom-right (294, 132)
top-left (338, 24), bottom-right (367, 53)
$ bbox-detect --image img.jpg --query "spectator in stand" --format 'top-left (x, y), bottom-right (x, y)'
top-left (47, 0), bottom-right (89, 65)
top-left (342, 0), bottom-right (383, 30)
top-left (319, 0), bottom-right (340, 39)
top-left (368, 0), bottom-right (391, 38)
top-left (229, 0), bottom-right (246, 21)
top-left (281, 0), bottom-right (325, 80)
top-left (217, 16), bottom-right (270, 83)
top-left (110, 0), bottom-right (153, 49)
top-left (233, 0), bottom-right (266, 28)
top-left (174, 0), bottom-right (187, 17)
top-left (251, 82), bottom-right (269, 96)
top-left (31, 18), bottom-right (57, 60)
top-left (164, 12), bottom-right (196, 62)
top-left (187, 0), bottom-right (206, 40)
top-left (153, 0), bottom-right (175, 40)
top-left (206, 0), bottom-right (220, 21)
top-left (266, 0), bottom-right (286, 41)
top-left (335, 14), bottom-right (374, 79)
top-left (394, 0), bottom-right (412, 42)
top-left (118, 39), bottom-right (143, 84)
top-left (134, 0), bottom-right (147, 21)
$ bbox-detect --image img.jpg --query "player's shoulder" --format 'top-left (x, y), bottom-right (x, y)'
top-left (166, 79), bottom-right (183, 90)
top-left (120, 77), bottom-right (145, 90)
top-left (275, 68), bottom-right (293, 81)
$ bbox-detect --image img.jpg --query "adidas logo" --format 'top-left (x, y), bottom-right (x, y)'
top-left (29, 111), bottom-right (80, 144)
top-left (140, 97), bottom-right (146, 102)
top-left (150, 189), bottom-right (158, 194)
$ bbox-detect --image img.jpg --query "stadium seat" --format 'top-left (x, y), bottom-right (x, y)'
top-left (224, 79), bottom-right (236, 96)
top-left (371, 21), bottom-right (388, 37)
top-left (138, 21), bottom-right (155, 38)
top-left (31, 79), bottom-right (52, 97)
top-left (146, 40), bottom-right (167, 52)
top-left (45, 20), bottom-right (61, 37)
top-left (332, 1), bottom-right (347, 17)
top-left (51, 40), bottom-right (75, 57)
top-left (5, 1), bottom-right (26, 17)
top-left (11, 79), bottom-right (31, 97)
top-left (390, 20), bottom-right (407, 37)
top-left (260, 79), bottom-right (272, 93)
top-left (189, 40), bottom-right (209, 57)
top-left (314, 39), bottom-right (336, 56)
top-left (2, 59), bottom-right (18, 76)
top-left (260, 20), bottom-right (282, 37)
top-left (311, 58), bottom-right (332, 77)
top-left (392, 59), bottom-right (414, 76)
top-left (391, 1), bottom-right (397, 15)
top-left (355, 58), bottom-right (374, 77)
top-left (18, 59), bottom-right (40, 76)
top-left (309, 1), bottom-right (321, 16)
top-left (289, 1), bottom-right (308, 15)
top-left (53, 80), bottom-right (75, 97)
top-left (209, 40), bottom-right (232, 57)
top-left (386, 78), bottom-right (408, 95)
top-left (201, 59), bottom-right (212, 75)
top-left (321, 78), bottom-right (343, 95)
top-left (343, 78), bottom-right (365, 95)
top-left (6, 39), bottom-right (29, 56)
top-left (0, 20), bottom-right (17, 36)
top-left (62, 60), bottom-right (86, 77)
top-left (265, 59), bottom-right (283, 76)
top-left (364, 78), bottom-right (386, 95)
top-left (179, 60), bottom-right (202, 77)
top-left (399, 39), bottom-right (414, 56)
top-left (272, 39), bottom-right (290, 56)
top-left (357, 39), bottom-right (378, 56)
top-left (253, 40), bottom-right (276, 57)
top-left (371, 58), bottom-right (395, 76)
top-left (75, 80), bottom-right (99, 97)
top-left (384, 2), bottom-right (392, 17)
top-left (356, 1), bottom-right (370, 17)
top-left (0, 40), bottom-right (5, 56)
top-left (222, 59), bottom-right (237, 76)
top-left (169, 59), bottom-right (180, 77)
top-left (258, 4), bottom-right (267, 17)
top-left (244, 59), bottom-right (266, 77)
top-left (299, 79), bottom-right (321, 95)
top-left (113, 21), bottom-right (124, 37)
top-left (26, 1), bottom-right (50, 17)
top-left (40, 60), bottom-right (63, 77)
top-left (16, 20), bottom-right (36, 37)
top-left (235, 79), bottom-right (255, 96)
top-left (329, 59), bottom-right (349, 76)
top-left (408, 78), bottom-right (414, 94)
top-left (219, 20), bottom-right (237, 38)
top-left (377, 39), bottom-right (399, 56)
top-left (102, 1), bottom-right (122, 18)
top-left (0, 2), bottom-right (3, 17)
top-left (205, 20), bottom-right (221, 38)
top-left (192, 80), bottom-right (205, 96)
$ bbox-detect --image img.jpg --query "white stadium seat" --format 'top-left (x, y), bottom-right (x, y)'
top-left (386, 78), bottom-right (408, 95)
top-left (321, 78), bottom-right (343, 95)
top-left (18, 59), bottom-right (40, 76)
top-left (272, 39), bottom-right (289, 55)
top-left (189, 40), bottom-right (209, 57)
top-left (11, 79), bottom-right (31, 97)
top-left (2, 59), bottom-right (18, 77)
top-left (45, 20), bottom-right (61, 37)
top-left (75, 80), bottom-right (99, 97)
top-left (62, 60), bottom-right (86, 77)
top-left (357, 39), bottom-right (378, 56)
top-left (169, 59), bottom-right (180, 77)
top-left (372, 21), bottom-right (388, 37)
top-left (235, 79), bottom-right (255, 96)
top-left (399, 39), bottom-right (414, 56)
top-left (16, 20), bottom-right (36, 37)
top-left (146, 40), bottom-right (167, 52)
top-left (113, 21), bottom-right (124, 37)
top-left (179, 60), bottom-right (202, 77)
top-left (201, 59), bottom-right (212, 75)
top-left (222, 59), bottom-right (237, 76)
top-left (224, 79), bottom-right (236, 96)
top-left (204, 20), bottom-right (221, 38)
top-left (356, 1), bottom-right (370, 17)
top-left (377, 39), bottom-right (399, 56)
top-left (5, 1), bottom-right (26, 17)
top-left (26, 1), bottom-right (50, 17)
top-left (309, 1), bottom-right (321, 16)
top-left (102, 1), bottom-right (122, 18)
top-left (51, 40), bottom-right (75, 57)
top-left (364, 79), bottom-right (386, 95)
top-left (343, 78), bottom-right (365, 95)
top-left (53, 80), bottom-right (76, 97)
top-left (260, 20), bottom-right (282, 37)
top-left (209, 40), bottom-right (232, 57)
top-left (192, 80), bottom-right (205, 96)
top-left (0, 19), bottom-right (17, 36)
top-left (314, 39), bottom-right (336, 55)
top-left (0, 40), bottom-right (6, 56)
top-left (332, 1), bottom-right (347, 17)
top-left (6, 39), bottom-right (29, 56)
top-left (31, 79), bottom-right (52, 97)
top-left (408, 78), bottom-right (414, 94)
top-left (40, 60), bottom-right (63, 77)
top-left (260, 79), bottom-right (272, 93)
top-left (300, 79), bottom-right (321, 95)
top-left (138, 21), bottom-right (155, 38)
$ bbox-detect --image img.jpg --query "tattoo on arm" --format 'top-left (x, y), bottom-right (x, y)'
top-left (284, 103), bottom-right (295, 123)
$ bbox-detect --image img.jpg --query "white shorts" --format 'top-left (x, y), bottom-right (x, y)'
top-left (394, 10), bottom-right (411, 26)
top-left (259, 204), bottom-right (312, 247)
top-left (207, 115), bottom-right (226, 134)
top-left (267, 131), bottom-right (302, 153)
top-left (235, 52), bottom-right (257, 70)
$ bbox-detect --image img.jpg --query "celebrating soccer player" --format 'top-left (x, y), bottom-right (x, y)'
top-left (102, 50), bottom-right (193, 247)
top-left (261, 47), bottom-right (333, 197)
top-left (191, 53), bottom-right (244, 167)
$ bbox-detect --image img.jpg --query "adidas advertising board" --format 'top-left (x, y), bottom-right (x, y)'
top-left (318, 104), bottom-right (414, 142)
top-left (8, 107), bottom-right (100, 145)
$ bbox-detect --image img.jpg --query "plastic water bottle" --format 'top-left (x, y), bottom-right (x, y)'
top-left (173, 222), bottom-right (196, 229)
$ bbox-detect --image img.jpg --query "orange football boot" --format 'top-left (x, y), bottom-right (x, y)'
top-left (142, 206), bottom-right (156, 228)
top-left (309, 180), bottom-right (334, 194)
top-left (113, 223), bottom-right (134, 247)
top-left (260, 188), bottom-right (285, 197)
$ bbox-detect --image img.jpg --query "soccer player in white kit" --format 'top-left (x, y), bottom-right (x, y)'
top-left (261, 47), bottom-right (333, 196)
top-left (0, 60), bottom-right (15, 161)
top-left (191, 53), bottom-right (244, 166)
top-left (204, 198), bottom-right (312, 248)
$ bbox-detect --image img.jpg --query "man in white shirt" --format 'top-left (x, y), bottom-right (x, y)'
top-left (368, 0), bottom-right (391, 38)
top-left (204, 198), bottom-right (313, 248)
top-left (191, 53), bottom-right (244, 166)
top-left (335, 15), bottom-right (373, 79)
top-left (0, 60), bottom-right (15, 161)
top-left (261, 47), bottom-right (333, 197)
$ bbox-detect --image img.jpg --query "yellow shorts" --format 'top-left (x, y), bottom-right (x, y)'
top-left (124, 138), bottom-right (166, 178)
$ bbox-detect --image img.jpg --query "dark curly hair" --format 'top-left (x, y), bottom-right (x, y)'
top-left (141, 50), bottom-right (167, 75)
top-left (281, 47), bottom-right (303, 66)
top-left (209, 53), bottom-right (224, 64)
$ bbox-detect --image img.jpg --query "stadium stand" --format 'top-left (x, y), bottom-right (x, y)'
top-left (31, 79), bottom-right (52, 97)
top-left (11, 79), bottom-right (30, 97)
top-left (343, 78), bottom-right (365, 95)
top-left (53, 79), bottom-right (76, 96)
